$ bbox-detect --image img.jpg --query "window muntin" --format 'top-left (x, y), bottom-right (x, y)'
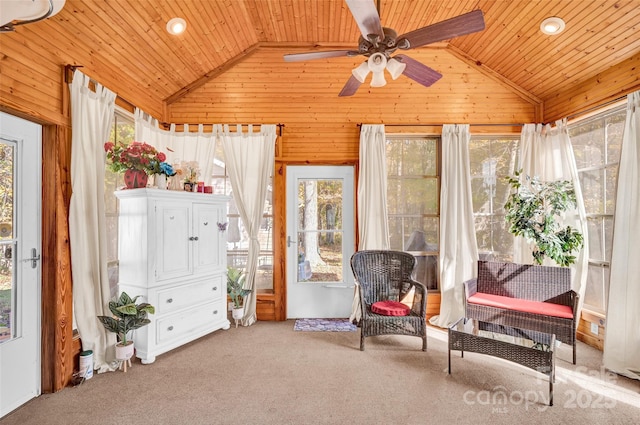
top-left (386, 136), bottom-right (440, 290)
top-left (470, 136), bottom-right (520, 262)
top-left (568, 105), bottom-right (625, 314)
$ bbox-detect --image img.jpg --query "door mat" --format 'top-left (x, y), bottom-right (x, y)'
top-left (294, 318), bottom-right (357, 332)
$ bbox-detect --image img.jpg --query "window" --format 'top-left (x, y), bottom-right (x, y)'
top-left (386, 136), bottom-right (440, 290)
top-left (105, 108), bottom-right (134, 297)
top-left (211, 142), bottom-right (274, 291)
top-left (568, 105), bottom-right (625, 314)
top-left (469, 136), bottom-right (520, 262)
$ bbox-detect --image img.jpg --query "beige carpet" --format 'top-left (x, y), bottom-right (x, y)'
top-left (2, 320), bottom-right (639, 425)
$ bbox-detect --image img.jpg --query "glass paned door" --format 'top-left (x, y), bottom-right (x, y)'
top-left (0, 142), bottom-right (14, 343)
top-left (286, 166), bottom-right (355, 318)
top-left (0, 112), bottom-right (41, 418)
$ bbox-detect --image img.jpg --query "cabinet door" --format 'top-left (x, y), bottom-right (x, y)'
top-left (193, 203), bottom-right (225, 275)
top-left (156, 202), bottom-right (192, 281)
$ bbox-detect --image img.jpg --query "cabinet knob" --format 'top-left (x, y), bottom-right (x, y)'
top-left (213, 310), bottom-right (218, 315)
top-left (203, 222), bottom-right (209, 226)
top-left (194, 236), bottom-right (199, 241)
top-left (166, 298), bottom-right (173, 303)
top-left (167, 326), bottom-right (174, 331)
top-left (212, 286), bottom-right (217, 291)
top-left (169, 215), bottom-right (175, 220)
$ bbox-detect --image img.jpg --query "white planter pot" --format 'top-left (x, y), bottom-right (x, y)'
top-left (115, 341), bottom-right (134, 360)
top-left (232, 307), bottom-right (243, 320)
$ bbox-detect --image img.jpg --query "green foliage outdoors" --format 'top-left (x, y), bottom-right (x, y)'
top-left (97, 292), bottom-right (155, 345)
top-left (227, 267), bottom-right (250, 309)
top-left (504, 170), bottom-right (584, 267)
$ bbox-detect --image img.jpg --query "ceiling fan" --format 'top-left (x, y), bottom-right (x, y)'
top-left (283, 0), bottom-right (485, 96)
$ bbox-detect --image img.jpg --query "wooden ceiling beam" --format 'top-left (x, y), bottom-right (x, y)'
top-left (164, 43), bottom-right (261, 105)
top-left (447, 44), bottom-right (542, 108)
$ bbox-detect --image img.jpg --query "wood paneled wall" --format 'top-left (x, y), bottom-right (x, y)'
top-left (1, 22), bottom-right (639, 391)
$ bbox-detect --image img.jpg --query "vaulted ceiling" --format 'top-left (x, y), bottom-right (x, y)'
top-left (46, 0), bottom-right (639, 108)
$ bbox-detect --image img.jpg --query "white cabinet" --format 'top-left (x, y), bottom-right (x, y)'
top-left (115, 189), bottom-right (230, 364)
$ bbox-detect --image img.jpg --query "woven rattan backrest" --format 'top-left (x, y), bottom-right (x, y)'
top-left (477, 261), bottom-right (571, 302)
top-left (351, 250), bottom-right (416, 305)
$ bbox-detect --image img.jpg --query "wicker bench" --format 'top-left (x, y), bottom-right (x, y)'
top-left (463, 261), bottom-right (578, 364)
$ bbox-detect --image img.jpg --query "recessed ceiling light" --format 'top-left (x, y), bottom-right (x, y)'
top-left (540, 17), bottom-right (565, 35)
top-left (166, 17), bottom-right (186, 35)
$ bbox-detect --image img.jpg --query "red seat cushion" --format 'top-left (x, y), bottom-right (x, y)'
top-left (467, 292), bottom-right (573, 319)
top-left (371, 300), bottom-right (411, 316)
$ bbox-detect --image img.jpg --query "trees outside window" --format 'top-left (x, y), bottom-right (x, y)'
top-left (568, 106), bottom-right (625, 314)
top-left (469, 136), bottom-right (519, 262)
top-left (386, 136), bottom-right (440, 290)
top-left (105, 109), bottom-right (134, 297)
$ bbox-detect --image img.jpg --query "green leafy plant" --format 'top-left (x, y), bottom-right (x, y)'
top-left (504, 169), bottom-right (584, 267)
top-left (227, 267), bottom-right (250, 309)
top-left (97, 292), bottom-right (155, 345)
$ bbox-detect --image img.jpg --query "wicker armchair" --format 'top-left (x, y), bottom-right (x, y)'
top-left (350, 250), bottom-right (428, 351)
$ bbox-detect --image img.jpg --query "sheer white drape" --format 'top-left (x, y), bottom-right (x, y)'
top-left (514, 122), bottom-right (589, 312)
top-left (134, 109), bottom-right (217, 184)
top-left (69, 69), bottom-right (117, 372)
top-left (604, 92), bottom-right (640, 380)
top-left (357, 124), bottom-right (390, 250)
top-left (221, 124), bottom-right (276, 326)
top-left (430, 124), bottom-right (479, 328)
top-left (349, 124), bottom-right (389, 323)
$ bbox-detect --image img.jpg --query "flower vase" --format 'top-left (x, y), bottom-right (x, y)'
top-left (155, 174), bottom-right (167, 190)
top-left (124, 169), bottom-right (148, 189)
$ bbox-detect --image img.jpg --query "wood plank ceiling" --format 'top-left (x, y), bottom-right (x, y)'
top-left (47, 0), bottom-right (640, 107)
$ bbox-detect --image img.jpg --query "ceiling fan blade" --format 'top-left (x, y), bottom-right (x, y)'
top-left (338, 75), bottom-right (362, 97)
top-left (284, 50), bottom-right (355, 62)
top-left (394, 54), bottom-right (442, 88)
top-left (346, 0), bottom-right (384, 40)
top-left (398, 9), bottom-right (485, 49)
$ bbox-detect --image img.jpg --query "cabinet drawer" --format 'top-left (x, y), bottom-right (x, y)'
top-left (155, 276), bottom-right (223, 315)
top-left (156, 302), bottom-right (225, 344)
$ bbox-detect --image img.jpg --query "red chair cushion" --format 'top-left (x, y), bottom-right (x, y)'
top-left (467, 293), bottom-right (573, 319)
top-left (371, 300), bottom-right (411, 316)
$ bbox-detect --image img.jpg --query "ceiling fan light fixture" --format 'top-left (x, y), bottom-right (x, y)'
top-left (540, 17), bottom-right (565, 35)
top-left (386, 58), bottom-right (406, 80)
top-left (352, 61), bottom-right (370, 83)
top-left (370, 71), bottom-right (387, 88)
top-left (166, 17), bottom-right (187, 35)
top-left (367, 53), bottom-right (387, 74)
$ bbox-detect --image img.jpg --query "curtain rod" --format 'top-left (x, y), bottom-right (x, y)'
top-left (356, 123), bottom-right (524, 128)
top-left (161, 122), bottom-right (285, 137)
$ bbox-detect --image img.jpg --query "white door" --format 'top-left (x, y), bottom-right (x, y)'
top-left (286, 166), bottom-right (355, 318)
top-left (0, 112), bottom-right (42, 417)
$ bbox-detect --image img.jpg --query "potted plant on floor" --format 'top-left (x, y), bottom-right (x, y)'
top-left (504, 169), bottom-right (584, 266)
top-left (97, 291), bottom-right (155, 362)
top-left (227, 266), bottom-right (250, 326)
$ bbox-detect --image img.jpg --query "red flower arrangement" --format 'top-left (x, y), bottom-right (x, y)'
top-left (104, 141), bottom-right (166, 174)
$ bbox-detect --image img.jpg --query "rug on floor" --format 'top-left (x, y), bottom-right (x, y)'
top-left (294, 318), bottom-right (357, 332)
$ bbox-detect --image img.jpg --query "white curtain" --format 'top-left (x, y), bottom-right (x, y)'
top-left (221, 124), bottom-right (276, 326)
top-left (134, 109), bottom-right (217, 184)
top-left (430, 124), bottom-right (479, 328)
top-left (604, 92), bottom-right (640, 380)
top-left (514, 122), bottom-right (589, 313)
top-left (357, 124), bottom-right (390, 250)
top-left (349, 124), bottom-right (389, 322)
top-left (69, 69), bottom-right (117, 372)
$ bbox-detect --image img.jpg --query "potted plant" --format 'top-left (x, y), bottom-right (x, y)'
top-left (227, 266), bottom-right (250, 325)
top-left (97, 291), bottom-right (155, 361)
top-left (504, 169), bottom-right (584, 267)
top-left (103, 141), bottom-right (170, 189)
